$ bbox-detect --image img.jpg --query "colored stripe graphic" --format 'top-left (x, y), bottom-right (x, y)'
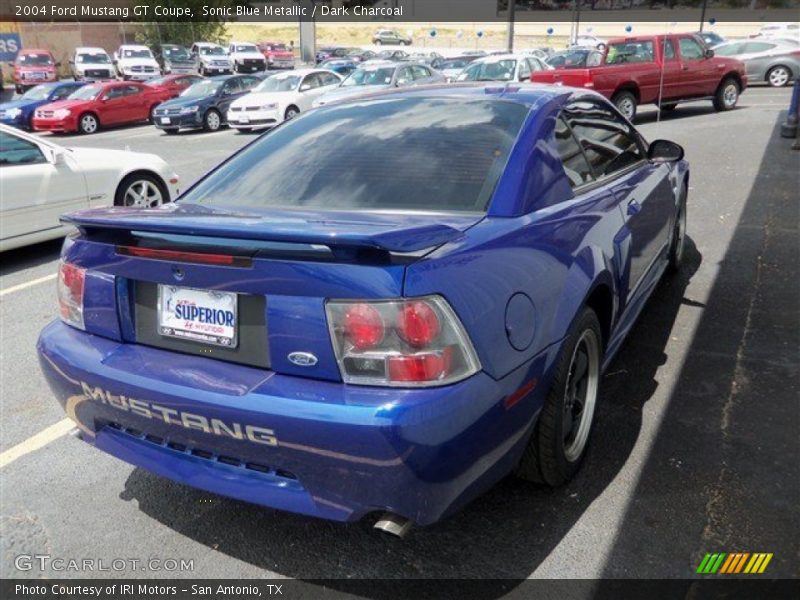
top-left (700, 552), bottom-right (772, 574)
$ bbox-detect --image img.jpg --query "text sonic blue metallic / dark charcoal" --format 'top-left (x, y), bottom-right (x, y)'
top-left (37, 84), bottom-right (689, 528)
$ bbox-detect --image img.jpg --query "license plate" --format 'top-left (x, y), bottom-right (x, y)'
top-left (158, 285), bottom-right (237, 347)
top-left (239, 115), bottom-right (250, 123)
top-left (161, 117), bottom-right (171, 124)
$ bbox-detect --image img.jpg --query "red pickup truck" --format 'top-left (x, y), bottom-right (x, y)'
top-left (531, 33), bottom-right (748, 120)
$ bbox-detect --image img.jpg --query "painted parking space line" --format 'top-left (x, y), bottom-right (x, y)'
top-left (0, 273), bottom-right (57, 297)
top-left (0, 418), bottom-right (74, 469)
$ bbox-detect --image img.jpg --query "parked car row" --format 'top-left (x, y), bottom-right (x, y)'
top-left (6, 40), bottom-right (296, 95)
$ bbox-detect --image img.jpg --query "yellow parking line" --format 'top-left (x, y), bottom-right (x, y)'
top-left (0, 273), bottom-right (57, 297)
top-left (0, 418), bottom-right (75, 469)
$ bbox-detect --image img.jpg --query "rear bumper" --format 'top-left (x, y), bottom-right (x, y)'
top-left (37, 320), bottom-right (549, 525)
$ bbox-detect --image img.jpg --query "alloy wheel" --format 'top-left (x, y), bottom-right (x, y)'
top-left (616, 97), bottom-right (635, 120)
top-left (768, 67), bottom-right (790, 87)
top-left (723, 83), bottom-right (738, 108)
top-left (80, 114), bottom-right (98, 134)
top-left (562, 329), bottom-right (600, 462)
top-left (122, 180), bottom-right (164, 208)
top-left (206, 111), bottom-right (221, 131)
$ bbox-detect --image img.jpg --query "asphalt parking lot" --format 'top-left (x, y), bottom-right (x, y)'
top-left (0, 86), bottom-right (797, 582)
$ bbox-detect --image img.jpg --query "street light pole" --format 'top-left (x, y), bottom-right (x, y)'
top-left (507, 0), bottom-right (516, 54)
top-left (699, 0), bottom-right (708, 32)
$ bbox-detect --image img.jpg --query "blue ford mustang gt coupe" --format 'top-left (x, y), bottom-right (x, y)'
top-left (38, 84), bottom-right (688, 532)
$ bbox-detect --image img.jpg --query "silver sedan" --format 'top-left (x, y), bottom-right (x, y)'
top-left (713, 40), bottom-right (799, 87)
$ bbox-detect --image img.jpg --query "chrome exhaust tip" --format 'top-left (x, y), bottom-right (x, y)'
top-left (373, 513), bottom-right (413, 539)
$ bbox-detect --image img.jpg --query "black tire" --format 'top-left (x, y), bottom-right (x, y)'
top-left (375, 40), bottom-right (383, 46)
top-left (612, 90), bottom-right (637, 121)
top-left (15, 85), bottom-right (23, 95)
top-left (284, 105), bottom-right (300, 120)
top-left (203, 109), bottom-right (222, 132)
top-left (516, 308), bottom-right (603, 486)
top-left (77, 112), bottom-right (99, 135)
top-left (667, 183), bottom-right (688, 273)
top-left (114, 172), bottom-right (170, 207)
top-left (712, 77), bottom-right (739, 111)
top-left (766, 65), bottom-right (791, 88)
top-left (237, 127), bottom-right (252, 133)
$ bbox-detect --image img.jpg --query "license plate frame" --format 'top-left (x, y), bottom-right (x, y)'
top-left (157, 285), bottom-right (238, 348)
top-left (160, 117), bottom-right (171, 124)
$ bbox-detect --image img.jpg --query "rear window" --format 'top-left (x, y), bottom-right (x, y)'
top-left (606, 41), bottom-right (655, 64)
top-left (183, 97), bottom-right (529, 213)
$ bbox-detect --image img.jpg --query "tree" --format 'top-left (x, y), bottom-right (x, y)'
top-left (134, 0), bottom-right (247, 49)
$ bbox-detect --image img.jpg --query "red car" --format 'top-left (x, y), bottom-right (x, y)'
top-left (531, 33), bottom-right (747, 121)
top-left (257, 41), bottom-right (295, 69)
top-left (144, 73), bottom-right (205, 103)
top-left (12, 49), bottom-right (59, 95)
top-left (33, 81), bottom-right (163, 134)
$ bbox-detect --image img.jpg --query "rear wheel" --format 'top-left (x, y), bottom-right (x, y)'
top-left (713, 77), bottom-right (739, 111)
top-left (516, 308), bottom-right (603, 486)
top-left (78, 112), bottom-right (99, 134)
top-left (203, 109), bottom-right (222, 131)
top-left (766, 65), bottom-right (791, 88)
top-left (115, 173), bottom-right (168, 208)
top-left (667, 184), bottom-right (688, 273)
top-left (612, 90), bottom-right (637, 121)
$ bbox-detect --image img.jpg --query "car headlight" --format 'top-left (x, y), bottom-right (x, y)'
top-left (180, 106), bottom-right (199, 114)
top-left (5, 108), bottom-right (22, 119)
top-left (261, 103), bottom-right (278, 110)
top-left (53, 109), bottom-right (71, 118)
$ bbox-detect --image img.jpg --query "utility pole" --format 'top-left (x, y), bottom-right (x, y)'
top-left (506, 0), bottom-right (516, 53)
top-left (699, 0), bottom-right (708, 32)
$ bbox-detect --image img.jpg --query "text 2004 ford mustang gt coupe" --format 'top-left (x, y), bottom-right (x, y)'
top-left (37, 84), bottom-right (688, 534)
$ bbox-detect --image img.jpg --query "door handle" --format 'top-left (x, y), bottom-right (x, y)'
top-left (681, 64), bottom-right (689, 71)
top-left (627, 200), bottom-right (641, 216)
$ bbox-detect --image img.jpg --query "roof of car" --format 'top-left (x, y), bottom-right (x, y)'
top-left (325, 82), bottom-right (574, 109)
top-left (471, 53), bottom-right (528, 63)
top-left (75, 47), bottom-right (107, 53)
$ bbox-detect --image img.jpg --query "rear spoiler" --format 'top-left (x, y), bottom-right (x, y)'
top-left (62, 204), bottom-right (469, 254)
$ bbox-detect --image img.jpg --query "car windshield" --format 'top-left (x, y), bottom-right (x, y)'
top-left (77, 53), bottom-right (110, 64)
top-left (181, 80), bottom-right (221, 97)
top-left (68, 85), bottom-right (102, 100)
top-left (123, 49), bottom-right (153, 59)
top-left (235, 45), bottom-right (257, 53)
top-left (164, 47), bottom-right (191, 60)
top-left (459, 60), bottom-right (516, 81)
top-left (255, 75), bottom-right (300, 92)
top-left (267, 44), bottom-right (288, 51)
top-left (17, 53), bottom-right (53, 66)
top-left (376, 50), bottom-right (398, 59)
top-left (182, 97), bottom-right (528, 213)
top-left (200, 46), bottom-right (225, 56)
top-left (20, 85), bottom-right (56, 100)
top-left (342, 67), bottom-right (395, 86)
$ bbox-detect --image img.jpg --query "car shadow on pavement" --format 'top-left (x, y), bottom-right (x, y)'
top-left (636, 104), bottom-right (732, 125)
top-left (121, 239), bottom-right (702, 585)
top-left (594, 115), bottom-right (800, 582)
top-left (0, 239), bottom-right (62, 277)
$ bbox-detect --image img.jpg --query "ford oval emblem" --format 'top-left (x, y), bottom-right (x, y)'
top-left (288, 352), bottom-right (318, 367)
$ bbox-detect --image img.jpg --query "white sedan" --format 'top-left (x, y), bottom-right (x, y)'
top-left (0, 124), bottom-right (180, 252)
top-left (227, 68), bottom-right (342, 132)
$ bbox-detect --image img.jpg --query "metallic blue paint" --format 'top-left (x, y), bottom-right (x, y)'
top-left (0, 81), bottom-right (85, 129)
top-left (38, 84), bottom-right (688, 526)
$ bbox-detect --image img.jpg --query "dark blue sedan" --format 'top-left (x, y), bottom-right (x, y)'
top-left (152, 74), bottom-right (260, 133)
top-left (0, 81), bottom-right (85, 130)
top-left (38, 84), bottom-right (688, 533)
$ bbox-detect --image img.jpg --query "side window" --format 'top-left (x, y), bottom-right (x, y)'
top-left (396, 67), bottom-right (413, 85)
top-left (240, 76), bottom-right (260, 90)
top-left (564, 100), bottom-right (645, 178)
top-left (554, 116), bottom-right (594, 189)
top-left (518, 59), bottom-right (531, 80)
top-left (530, 57), bottom-right (545, 72)
top-left (223, 79), bottom-right (242, 94)
top-left (0, 131), bottom-right (46, 166)
top-left (586, 51), bottom-right (603, 67)
top-left (123, 85), bottom-right (141, 97)
top-left (678, 37), bottom-right (705, 60)
top-left (321, 72), bottom-right (341, 86)
top-left (104, 86), bottom-right (124, 99)
top-left (301, 73), bottom-right (320, 90)
top-left (410, 65), bottom-right (431, 80)
top-left (663, 39), bottom-right (676, 60)
top-left (51, 86), bottom-right (74, 100)
top-left (743, 42), bottom-right (774, 53)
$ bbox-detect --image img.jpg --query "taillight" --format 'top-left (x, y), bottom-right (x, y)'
top-left (57, 260), bottom-right (85, 330)
top-left (326, 296), bottom-right (480, 387)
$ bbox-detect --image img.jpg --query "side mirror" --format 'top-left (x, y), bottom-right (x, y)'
top-left (704, 48), bottom-right (715, 58)
top-left (647, 139), bottom-right (684, 163)
top-left (49, 147), bottom-right (66, 165)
